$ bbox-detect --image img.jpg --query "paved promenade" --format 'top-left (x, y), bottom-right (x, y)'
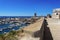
top-left (46, 18), bottom-right (60, 40)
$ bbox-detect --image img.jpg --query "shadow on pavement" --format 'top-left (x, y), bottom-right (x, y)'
top-left (33, 19), bottom-right (53, 40)
top-left (43, 19), bottom-right (53, 40)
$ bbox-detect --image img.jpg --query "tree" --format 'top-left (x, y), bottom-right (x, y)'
top-left (47, 14), bottom-right (51, 18)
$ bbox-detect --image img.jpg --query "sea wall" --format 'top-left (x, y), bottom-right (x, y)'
top-left (20, 17), bottom-right (45, 40)
top-left (33, 18), bottom-right (45, 40)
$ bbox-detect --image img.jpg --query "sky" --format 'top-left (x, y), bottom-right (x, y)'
top-left (0, 0), bottom-right (60, 16)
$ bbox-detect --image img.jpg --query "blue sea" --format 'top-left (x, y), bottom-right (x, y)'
top-left (0, 16), bottom-right (32, 34)
top-left (0, 16), bottom-right (32, 18)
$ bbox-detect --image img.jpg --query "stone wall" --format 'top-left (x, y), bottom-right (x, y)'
top-left (33, 18), bottom-right (45, 40)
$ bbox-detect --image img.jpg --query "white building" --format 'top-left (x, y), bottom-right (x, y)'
top-left (52, 8), bottom-right (60, 19)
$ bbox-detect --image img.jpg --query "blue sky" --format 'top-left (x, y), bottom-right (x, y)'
top-left (0, 0), bottom-right (60, 16)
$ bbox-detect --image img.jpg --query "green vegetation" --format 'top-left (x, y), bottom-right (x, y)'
top-left (0, 29), bottom-right (24, 40)
top-left (5, 35), bottom-right (18, 40)
top-left (0, 34), bottom-right (5, 40)
top-left (8, 31), bottom-right (17, 36)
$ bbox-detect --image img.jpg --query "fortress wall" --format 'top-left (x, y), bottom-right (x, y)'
top-left (22, 17), bottom-right (45, 40)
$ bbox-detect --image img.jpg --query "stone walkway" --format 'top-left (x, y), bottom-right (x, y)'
top-left (46, 18), bottom-right (60, 40)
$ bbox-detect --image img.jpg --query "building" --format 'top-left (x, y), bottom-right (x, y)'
top-left (52, 8), bottom-right (60, 19)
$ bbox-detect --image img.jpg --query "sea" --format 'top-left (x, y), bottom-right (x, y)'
top-left (0, 16), bottom-right (32, 18)
top-left (0, 16), bottom-right (32, 34)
